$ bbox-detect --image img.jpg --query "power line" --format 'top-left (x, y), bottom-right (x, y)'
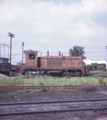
top-left (0, 51), bottom-right (106, 56)
top-left (12, 47), bottom-right (22, 58)
top-left (24, 45), bottom-right (107, 49)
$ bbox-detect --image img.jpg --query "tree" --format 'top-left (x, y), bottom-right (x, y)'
top-left (69, 46), bottom-right (86, 59)
top-left (84, 63), bottom-right (106, 71)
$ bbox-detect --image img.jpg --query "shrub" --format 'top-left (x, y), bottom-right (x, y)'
top-left (38, 82), bottom-right (44, 92)
top-left (98, 77), bottom-right (104, 86)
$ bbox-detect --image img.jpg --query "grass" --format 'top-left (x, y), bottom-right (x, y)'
top-left (0, 75), bottom-right (107, 86)
top-left (17, 89), bottom-right (40, 93)
top-left (89, 70), bottom-right (101, 73)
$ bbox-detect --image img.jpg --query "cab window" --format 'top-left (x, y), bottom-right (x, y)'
top-left (29, 54), bottom-right (35, 59)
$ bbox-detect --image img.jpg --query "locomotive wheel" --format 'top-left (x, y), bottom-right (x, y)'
top-left (24, 70), bottom-right (29, 75)
top-left (77, 71), bottom-right (82, 77)
top-left (43, 72), bottom-right (48, 76)
top-left (62, 72), bottom-right (66, 77)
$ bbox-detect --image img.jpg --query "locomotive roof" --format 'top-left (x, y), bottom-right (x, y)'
top-left (24, 50), bottom-right (38, 54)
top-left (41, 56), bottom-right (82, 59)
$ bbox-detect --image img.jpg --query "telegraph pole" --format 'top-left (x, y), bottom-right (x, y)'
top-left (22, 42), bottom-right (24, 64)
top-left (8, 32), bottom-right (14, 67)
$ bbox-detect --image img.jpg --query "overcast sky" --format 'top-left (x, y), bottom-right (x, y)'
top-left (0, 0), bottom-right (107, 64)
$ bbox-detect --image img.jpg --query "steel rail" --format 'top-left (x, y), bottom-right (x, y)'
top-left (0, 86), bottom-right (76, 91)
top-left (0, 98), bottom-right (107, 106)
top-left (0, 106), bottom-right (107, 116)
top-left (0, 86), bottom-right (83, 90)
top-left (0, 85), bottom-right (107, 91)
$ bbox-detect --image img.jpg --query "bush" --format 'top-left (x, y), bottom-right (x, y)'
top-left (98, 77), bottom-right (104, 86)
top-left (38, 82), bottom-right (44, 92)
top-left (84, 63), bottom-right (106, 71)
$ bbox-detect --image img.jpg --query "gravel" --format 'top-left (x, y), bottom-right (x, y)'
top-left (0, 73), bottom-right (9, 80)
top-left (0, 90), bottom-right (107, 120)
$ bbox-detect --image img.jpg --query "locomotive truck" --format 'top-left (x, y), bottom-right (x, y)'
top-left (20, 50), bottom-right (88, 76)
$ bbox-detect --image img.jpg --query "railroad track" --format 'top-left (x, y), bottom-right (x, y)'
top-left (0, 98), bottom-right (107, 117)
top-left (0, 85), bottom-right (107, 91)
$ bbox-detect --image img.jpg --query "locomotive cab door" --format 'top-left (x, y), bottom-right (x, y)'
top-left (24, 50), bottom-right (38, 68)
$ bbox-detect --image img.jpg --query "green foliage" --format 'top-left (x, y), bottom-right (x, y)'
top-left (24, 89), bottom-right (31, 92)
top-left (29, 75), bottom-right (35, 79)
top-left (17, 90), bottom-right (23, 93)
top-left (84, 63), bottom-right (106, 71)
top-left (98, 77), bottom-right (104, 86)
top-left (0, 75), bottom-right (107, 86)
top-left (69, 46), bottom-right (86, 59)
top-left (38, 81), bottom-right (44, 92)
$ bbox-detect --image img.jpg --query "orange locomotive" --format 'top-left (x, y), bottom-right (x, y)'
top-left (21, 50), bottom-right (88, 76)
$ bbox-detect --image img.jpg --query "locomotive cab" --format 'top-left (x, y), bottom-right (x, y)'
top-left (24, 50), bottom-right (38, 68)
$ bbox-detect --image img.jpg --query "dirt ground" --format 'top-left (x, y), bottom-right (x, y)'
top-left (0, 89), bottom-right (107, 120)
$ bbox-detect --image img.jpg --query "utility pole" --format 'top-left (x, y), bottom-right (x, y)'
top-left (8, 32), bottom-right (14, 67)
top-left (22, 42), bottom-right (24, 64)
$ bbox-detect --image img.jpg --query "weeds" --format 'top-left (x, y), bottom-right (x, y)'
top-left (98, 76), bottom-right (104, 86)
top-left (24, 89), bottom-right (31, 92)
top-left (0, 75), bottom-right (107, 86)
top-left (17, 90), bottom-right (23, 93)
top-left (38, 81), bottom-right (44, 92)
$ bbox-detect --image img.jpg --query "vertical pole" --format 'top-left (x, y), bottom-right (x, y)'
top-left (8, 46), bottom-right (9, 59)
top-left (4, 45), bottom-right (5, 58)
top-left (3, 45), bottom-right (4, 58)
top-left (8, 32), bottom-right (14, 70)
top-left (22, 42), bottom-right (24, 64)
top-left (10, 37), bottom-right (12, 66)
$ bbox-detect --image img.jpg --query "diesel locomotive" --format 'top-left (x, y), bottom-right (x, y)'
top-left (20, 50), bottom-right (88, 76)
